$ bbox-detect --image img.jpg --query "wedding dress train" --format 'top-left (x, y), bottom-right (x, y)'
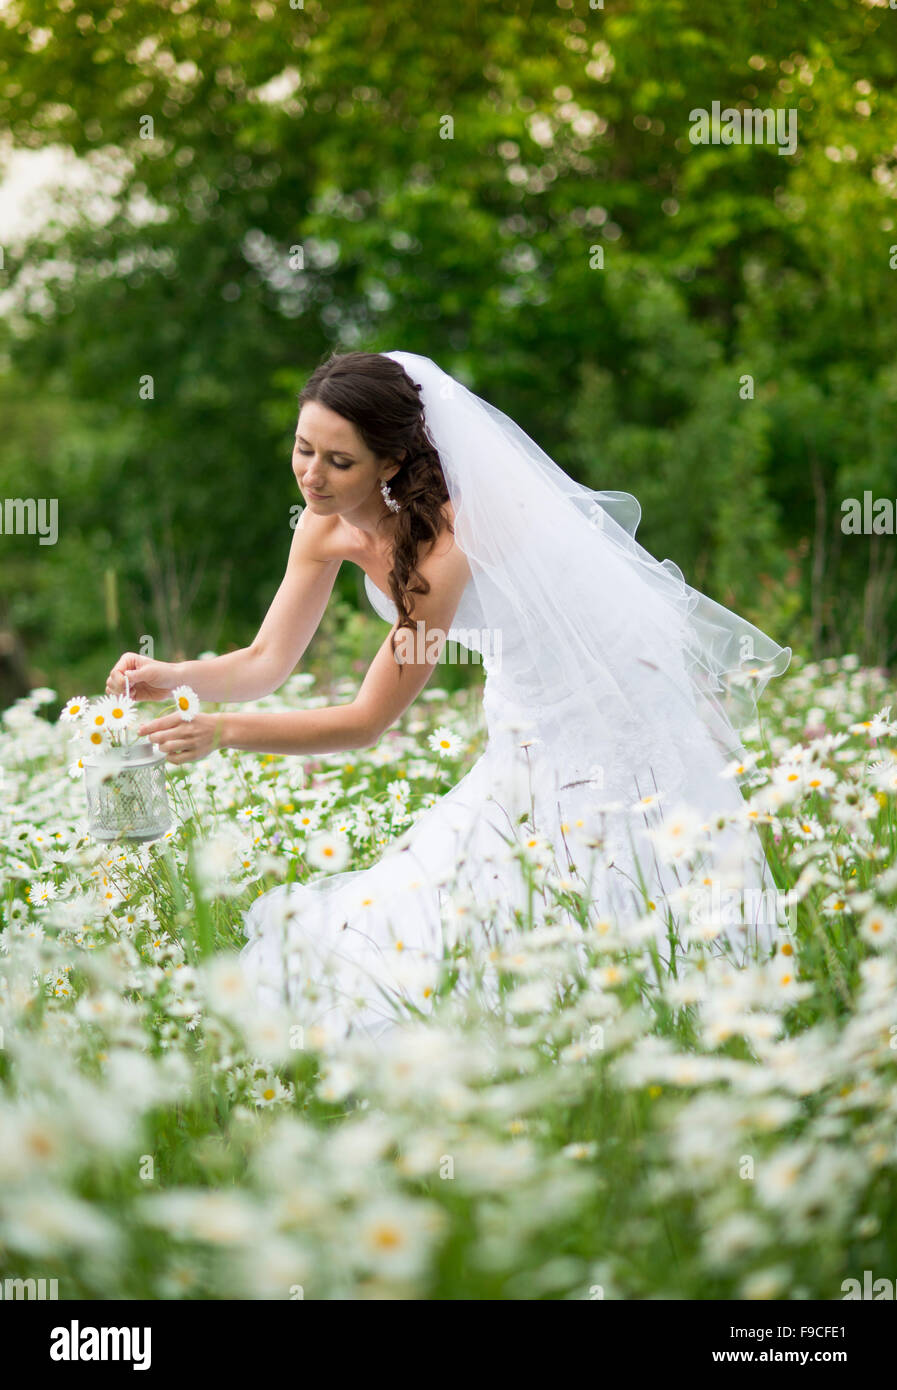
top-left (240, 573), bottom-right (787, 1048)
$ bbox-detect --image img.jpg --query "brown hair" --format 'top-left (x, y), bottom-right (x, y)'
top-left (297, 350), bottom-right (452, 668)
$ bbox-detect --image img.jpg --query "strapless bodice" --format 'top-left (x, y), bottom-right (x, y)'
top-left (363, 570), bottom-right (490, 658)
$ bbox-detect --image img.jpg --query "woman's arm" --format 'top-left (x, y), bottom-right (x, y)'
top-left (165, 647), bottom-right (280, 704)
top-left (112, 511), bottom-right (342, 704)
top-left (217, 701), bottom-right (377, 755)
top-left (214, 537), bottom-right (473, 756)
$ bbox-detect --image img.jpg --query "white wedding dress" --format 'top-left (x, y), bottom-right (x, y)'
top-left (240, 570), bottom-right (785, 1048)
top-left (240, 350), bottom-right (791, 1048)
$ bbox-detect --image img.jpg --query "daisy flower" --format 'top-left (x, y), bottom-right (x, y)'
top-left (802, 766), bottom-right (836, 795)
top-left (644, 804), bottom-right (707, 861)
top-left (249, 1071), bottom-right (294, 1108)
top-left (790, 815), bottom-right (824, 841)
top-left (80, 720), bottom-right (110, 752)
top-left (848, 707), bottom-right (894, 739)
top-left (96, 692), bottom-right (137, 735)
top-left (27, 686), bottom-right (56, 705)
top-left (24, 879), bottom-right (57, 907)
top-left (873, 763), bottom-right (897, 795)
top-left (387, 778), bottom-right (411, 806)
top-left (305, 829), bottom-right (351, 872)
top-left (720, 751), bottom-right (760, 779)
top-left (770, 763), bottom-right (806, 801)
top-left (171, 685), bottom-right (200, 721)
top-left (350, 1195), bottom-right (444, 1280)
top-left (427, 725), bottom-right (462, 757)
top-left (859, 906), bottom-right (897, 949)
top-left (61, 696), bottom-right (91, 723)
top-left (85, 703), bottom-right (110, 736)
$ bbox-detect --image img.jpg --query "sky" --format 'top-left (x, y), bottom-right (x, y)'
top-left (0, 142), bottom-right (82, 242)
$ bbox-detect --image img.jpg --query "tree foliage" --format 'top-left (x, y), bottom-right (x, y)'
top-left (0, 0), bottom-right (895, 695)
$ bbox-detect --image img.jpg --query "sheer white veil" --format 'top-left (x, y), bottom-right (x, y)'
top-left (382, 349), bottom-right (791, 812)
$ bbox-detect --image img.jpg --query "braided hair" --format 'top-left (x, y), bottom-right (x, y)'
top-left (297, 351), bottom-right (452, 670)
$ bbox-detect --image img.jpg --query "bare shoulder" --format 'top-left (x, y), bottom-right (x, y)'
top-left (288, 505), bottom-right (343, 563)
top-left (414, 498), bottom-right (471, 601)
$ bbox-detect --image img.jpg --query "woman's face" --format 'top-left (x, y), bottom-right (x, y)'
top-left (293, 400), bottom-right (398, 517)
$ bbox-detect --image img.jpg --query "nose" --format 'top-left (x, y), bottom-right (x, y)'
top-left (300, 458), bottom-right (326, 485)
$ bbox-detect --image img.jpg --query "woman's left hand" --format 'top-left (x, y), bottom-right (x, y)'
top-left (137, 712), bottom-right (225, 765)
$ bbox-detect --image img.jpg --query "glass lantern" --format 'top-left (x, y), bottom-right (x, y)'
top-left (83, 740), bottom-right (172, 843)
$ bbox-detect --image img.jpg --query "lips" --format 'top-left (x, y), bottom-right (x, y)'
top-left (306, 490), bottom-right (330, 499)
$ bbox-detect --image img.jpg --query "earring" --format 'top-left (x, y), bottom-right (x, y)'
top-left (380, 478), bottom-right (401, 513)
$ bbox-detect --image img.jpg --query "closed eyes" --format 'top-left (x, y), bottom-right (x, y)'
top-left (294, 446), bottom-right (352, 469)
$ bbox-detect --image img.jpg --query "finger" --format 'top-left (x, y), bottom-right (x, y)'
top-left (139, 715), bottom-right (180, 735)
top-left (160, 733), bottom-right (191, 752)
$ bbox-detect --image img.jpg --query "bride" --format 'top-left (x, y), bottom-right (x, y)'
top-left (108, 349), bottom-right (792, 1046)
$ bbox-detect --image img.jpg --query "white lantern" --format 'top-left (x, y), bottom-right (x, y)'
top-left (83, 740), bottom-right (172, 842)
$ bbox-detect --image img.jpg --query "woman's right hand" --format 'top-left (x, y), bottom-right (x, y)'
top-left (106, 652), bottom-right (179, 703)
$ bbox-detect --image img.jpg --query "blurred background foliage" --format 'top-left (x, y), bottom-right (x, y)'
top-left (0, 0), bottom-right (895, 707)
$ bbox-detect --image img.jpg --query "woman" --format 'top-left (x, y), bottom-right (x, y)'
top-left (107, 349), bottom-right (791, 1046)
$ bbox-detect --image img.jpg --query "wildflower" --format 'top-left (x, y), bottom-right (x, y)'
top-left (720, 751), bottom-right (760, 779)
top-left (202, 953), bottom-right (255, 1015)
top-left (802, 766), bottom-right (836, 795)
top-left (250, 1071), bottom-right (294, 1108)
top-left (171, 685), bottom-right (200, 721)
top-left (769, 763), bottom-right (806, 802)
top-left (140, 1190), bottom-right (262, 1244)
top-left (644, 804), bottom-right (707, 861)
top-left (859, 906), bottom-right (897, 949)
top-left (306, 829), bottom-right (351, 872)
top-left (427, 726), bottom-right (461, 757)
top-left (848, 707), bottom-right (893, 739)
top-left (24, 880), bottom-right (57, 907)
top-left (762, 957), bottom-right (813, 1005)
top-left (387, 778), bottom-right (411, 807)
top-left (95, 692), bottom-right (137, 736)
top-left (61, 696), bottom-right (90, 723)
top-left (351, 1195), bottom-right (445, 1279)
top-left (316, 1061), bottom-right (362, 1103)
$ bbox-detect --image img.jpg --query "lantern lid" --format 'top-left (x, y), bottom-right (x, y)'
top-left (83, 739), bottom-right (165, 769)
